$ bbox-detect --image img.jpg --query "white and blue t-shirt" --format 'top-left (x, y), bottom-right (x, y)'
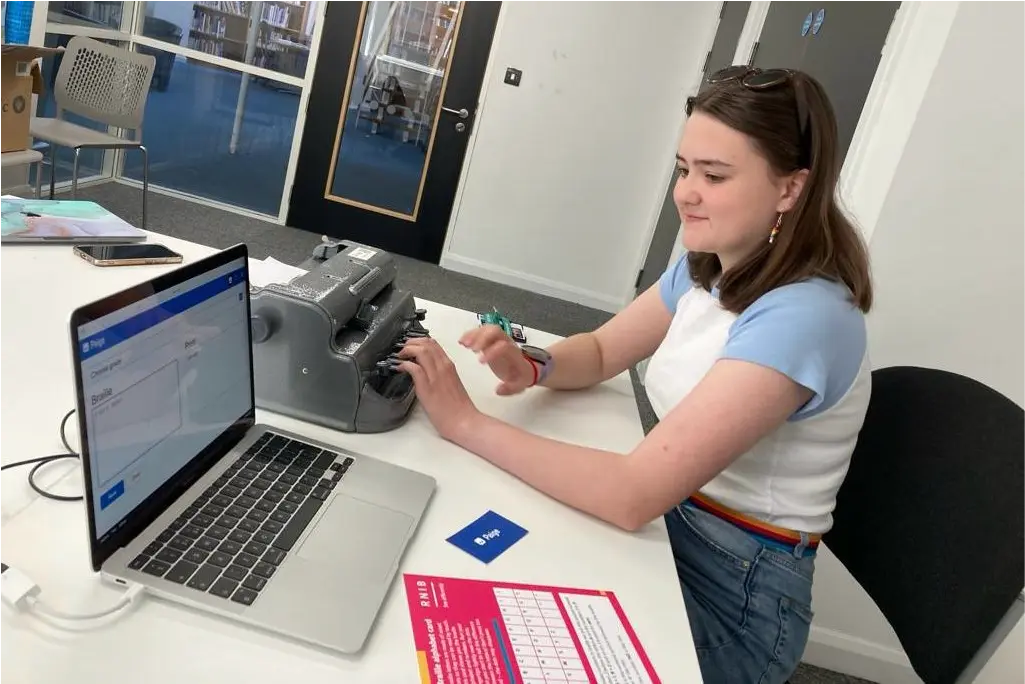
top-left (643, 255), bottom-right (872, 534)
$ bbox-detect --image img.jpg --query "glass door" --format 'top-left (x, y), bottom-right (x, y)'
top-left (288, 1), bottom-right (500, 263)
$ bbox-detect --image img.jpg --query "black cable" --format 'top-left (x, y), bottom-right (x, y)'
top-left (28, 455), bottom-right (82, 502)
top-left (0, 409), bottom-right (82, 502)
top-left (58, 408), bottom-right (75, 454)
top-left (0, 454), bottom-right (72, 471)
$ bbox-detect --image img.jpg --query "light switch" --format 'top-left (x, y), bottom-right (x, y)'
top-left (504, 67), bottom-right (522, 87)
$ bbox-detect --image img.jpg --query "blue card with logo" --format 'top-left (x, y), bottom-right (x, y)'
top-left (446, 510), bottom-right (528, 563)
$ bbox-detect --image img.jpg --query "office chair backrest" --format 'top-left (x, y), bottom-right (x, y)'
top-left (824, 366), bottom-right (1024, 684)
top-left (55, 36), bottom-right (155, 139)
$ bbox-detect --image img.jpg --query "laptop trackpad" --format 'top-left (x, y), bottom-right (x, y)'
top-left (296, 494), bottom-right (413, 582)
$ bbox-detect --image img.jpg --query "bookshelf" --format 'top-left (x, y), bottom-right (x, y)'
top-left (47, 1), bottom-right (124, 30)
top-left (189, 1), bottom-right (311, 78)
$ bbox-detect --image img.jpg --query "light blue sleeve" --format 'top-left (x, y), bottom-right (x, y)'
top-left (720, 279), bottom-right (866, 420)
top-left (658, 254), bottom-right (693, 312)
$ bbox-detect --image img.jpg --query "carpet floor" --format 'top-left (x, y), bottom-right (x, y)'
top-left (68, 181), bottom-right (876, 684)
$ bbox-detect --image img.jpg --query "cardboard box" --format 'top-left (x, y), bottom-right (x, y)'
top-left (1, 45), bottom-right (64, 153)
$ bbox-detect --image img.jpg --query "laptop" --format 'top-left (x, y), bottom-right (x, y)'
top-left (2, 197), bottom-right (146, 243)
top-left (68, 243), bottom-right (435, 654)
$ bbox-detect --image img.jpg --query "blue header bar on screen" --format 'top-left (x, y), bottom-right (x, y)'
top-left (79, 267), bottom-right (246, 361)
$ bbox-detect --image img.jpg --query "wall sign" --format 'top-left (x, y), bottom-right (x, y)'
top-left (802, 11), bottom-right (813, 36)
top-left (812, 8), bottom-right (826, 35)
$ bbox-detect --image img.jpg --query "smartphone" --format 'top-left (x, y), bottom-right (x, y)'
top-left (73, 243), bottom-right (183, 267)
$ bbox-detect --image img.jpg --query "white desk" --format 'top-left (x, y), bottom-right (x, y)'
top-left (0, 234), bottom-right (701, 682)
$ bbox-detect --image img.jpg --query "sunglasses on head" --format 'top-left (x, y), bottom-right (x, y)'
top-left (689, 65), bottom-right (811, 168)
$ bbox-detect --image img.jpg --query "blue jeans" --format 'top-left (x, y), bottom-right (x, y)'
top-left (666, 503), bottom-right (816, 684)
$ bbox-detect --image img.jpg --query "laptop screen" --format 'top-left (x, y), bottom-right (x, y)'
top-left (75, 255), bottom-right (251, 540)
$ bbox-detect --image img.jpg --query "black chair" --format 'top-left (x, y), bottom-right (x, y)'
top-left (823, 366), bottom-right (1024, 684)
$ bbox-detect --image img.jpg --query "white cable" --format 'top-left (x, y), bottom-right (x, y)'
top-left (2, 563), bottom-right (145, 624)
top-left (27, 582), bottom-right (145, 622)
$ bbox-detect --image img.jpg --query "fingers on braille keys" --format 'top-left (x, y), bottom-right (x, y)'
top-left (375, 356), bottom-right (413, 399)
top-left (377, 353), bottom-right (405, 373)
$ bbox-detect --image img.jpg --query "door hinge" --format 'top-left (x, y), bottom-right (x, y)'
top-left (635, 269), bottom-right (645, 289)
top-left (748, 40), bottom-right (760, 66)
top-left (701, 50), bottom-right (712, 77)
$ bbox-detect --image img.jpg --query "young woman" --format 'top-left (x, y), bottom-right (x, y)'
top-left (397, 66), bottom-right (873, 684)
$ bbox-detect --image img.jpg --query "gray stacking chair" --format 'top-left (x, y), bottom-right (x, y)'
top-left (0, 149), bottom-right (44, 198)
top-left (30, 36), bottom-right (155, 228)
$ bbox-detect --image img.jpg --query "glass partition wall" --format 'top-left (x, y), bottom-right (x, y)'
top-left (40, 1), bottom-right (322, 219)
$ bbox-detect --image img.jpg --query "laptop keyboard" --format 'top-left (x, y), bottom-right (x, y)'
top-left (127, 431), bottom-right (353, 606)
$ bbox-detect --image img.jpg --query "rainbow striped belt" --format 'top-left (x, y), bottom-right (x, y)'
top-left (686, 492), bottom-right (821, 558)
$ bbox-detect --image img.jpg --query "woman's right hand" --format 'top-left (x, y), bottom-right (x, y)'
top-left (459, 325), bottom-right (537, 395)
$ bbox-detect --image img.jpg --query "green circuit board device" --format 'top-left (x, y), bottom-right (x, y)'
top-left (477, 307), bottom-right (527, 344)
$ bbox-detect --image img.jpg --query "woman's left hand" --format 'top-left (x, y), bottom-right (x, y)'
top-left (397, 337), bottom-right (481, 442)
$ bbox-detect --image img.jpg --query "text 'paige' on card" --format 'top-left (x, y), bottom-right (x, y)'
top-left (446, 510), bottom-right (528, 563)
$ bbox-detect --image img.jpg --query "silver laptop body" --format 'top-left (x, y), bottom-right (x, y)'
top-left (68, 244), bottom-right (435, 654)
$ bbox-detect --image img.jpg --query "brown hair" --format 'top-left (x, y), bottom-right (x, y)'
top-left (685, 69), bottom-right (872, 313)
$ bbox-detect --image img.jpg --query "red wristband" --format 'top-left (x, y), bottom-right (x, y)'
top-left (524, 354), bottom-right (540, 387)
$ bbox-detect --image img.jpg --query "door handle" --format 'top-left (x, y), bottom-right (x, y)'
top-left (441, 106), bottom-right (469, 119)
